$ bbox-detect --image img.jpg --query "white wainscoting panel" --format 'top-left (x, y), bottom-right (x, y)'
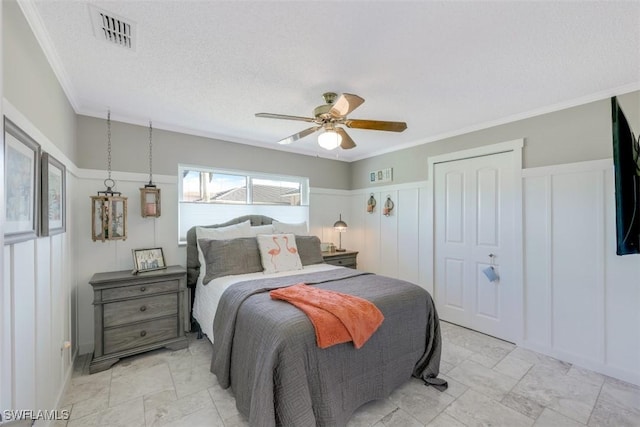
top-left (348, 183), bottom-right (428, 287)
top-left (397, 189), bottom-right (420, 285)
top-left (13, 240), bottom-right (37, 411)
top-left (35, 238), bottom-right (52, 411)
top-left (379, 191), bottom-right (399, 278)
top-left (308, 189), bottom-right (352, 249)
top-left (523, 160), bottom-right (640, 386)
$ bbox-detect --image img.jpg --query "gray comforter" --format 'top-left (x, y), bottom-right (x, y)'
top-left (211, 268), bottom-right (443, 426)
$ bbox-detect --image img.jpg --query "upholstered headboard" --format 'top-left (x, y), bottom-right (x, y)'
top-left (186, 215), bottom-right (275, 288)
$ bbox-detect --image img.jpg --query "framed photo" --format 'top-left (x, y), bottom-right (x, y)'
top-left (4, 117), bottom-right (41, 245)
top-left (132, 247), bottom-right (167, 273)
top-left (41, 152), bottom-right (66, 236)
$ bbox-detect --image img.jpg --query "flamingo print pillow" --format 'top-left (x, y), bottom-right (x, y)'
top-left (257, 234), bottom-right (303, 274)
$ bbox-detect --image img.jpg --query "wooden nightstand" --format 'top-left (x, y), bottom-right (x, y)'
top-left (89, 265), bottom-right (189, 373)
top-left (322, 250), bottom-right (358, 269)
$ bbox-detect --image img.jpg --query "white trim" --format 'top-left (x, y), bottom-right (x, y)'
top-left (77, 168), bottom-right (176, 184)
top-left (310, 187), bottom-right (352, 196)
top-left (20, 0), bottom-right (639, 165)
top-left (16, 0), bottom-right (80, 112)
top-left (351, 180), bottom-right (429, 194)
top-left (2, 99), bottom-right (80, 176)
top-left (545, 174), bottom-right (554, 349)
top-left (348, 83), bottom-right (640, 162)
top-left (522, 339), bottom-right (640, 387)
top-left (427, 138), bottom-right (525, 344)
top-left (522, 158), bottom-right (612, 177)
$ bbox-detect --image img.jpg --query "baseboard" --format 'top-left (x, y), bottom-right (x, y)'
top-left (34, 348), bottom-right (80, 427)
top-left (521, 340), bottom-right (640, 387)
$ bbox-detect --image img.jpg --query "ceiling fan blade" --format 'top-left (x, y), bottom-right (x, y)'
top-left (329, 93), bottom-right (365, 117)
top-left (344, 119), bottom-right (407, 132)
top-left (336, 128), bottom-right (356, 150)
top-left (256, 113), bottom-right (316, 123)
top-left (277, 126), bottom-right (322, 145)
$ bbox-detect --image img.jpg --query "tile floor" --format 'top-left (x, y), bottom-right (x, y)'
top-left (57, 322), bottom-right (640, 426)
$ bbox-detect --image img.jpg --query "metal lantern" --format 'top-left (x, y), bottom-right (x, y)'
top-left (91, 183), bottom-right (128, 241)
top-left (91, 110), bottom-right (128, 241)
top-left (140, 120), bottom-right (161, 218)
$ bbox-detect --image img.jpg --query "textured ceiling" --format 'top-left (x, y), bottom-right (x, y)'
top-left (25, 0), bottom-right (640, 161)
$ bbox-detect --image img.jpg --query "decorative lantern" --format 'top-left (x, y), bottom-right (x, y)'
top-left (140, 120), bottom-right (161, 217)
top-left (91, 110), bottom-right (128, 242)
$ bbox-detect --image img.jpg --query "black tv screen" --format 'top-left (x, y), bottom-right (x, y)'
top-left (611, 96), bottom-right (640, 255)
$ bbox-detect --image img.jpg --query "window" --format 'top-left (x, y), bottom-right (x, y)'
top-left (179, 167), bottom-right (307, 206)
top-left (178, 165), bottom-right (309, 243)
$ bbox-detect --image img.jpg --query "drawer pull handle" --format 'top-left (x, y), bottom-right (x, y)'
top-left (140, 330), bottom-right (147, 337)
top-left (140, 287), bottom-right (146, 292)
top-left (140, 305), bottom-right (147, 312)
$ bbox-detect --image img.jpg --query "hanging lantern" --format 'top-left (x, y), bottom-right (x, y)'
top-left (140, 120), bottom-right (161, 217)
top-left (91, 110), bottom-right (128, 242)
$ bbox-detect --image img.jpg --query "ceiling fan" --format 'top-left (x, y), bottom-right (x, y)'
top-left (255, 92), bottom-right (407, 150)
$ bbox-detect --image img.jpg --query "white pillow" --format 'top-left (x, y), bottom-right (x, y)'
top-left (249, 224), bottom-right (274, 236)
top-left (196, 220), bottom-right (252, 282)
top-left (272, 220), bottom-right (309, 236)
top-left (257, 233), bottom-right (303, 274)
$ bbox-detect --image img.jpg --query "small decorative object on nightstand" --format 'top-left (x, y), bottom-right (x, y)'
top-left (323, 250), bottom-right (358, 269)
top-left (333, 214), bottom-right (348, 252)
top-left (89, 265), bottom-right (189, 373)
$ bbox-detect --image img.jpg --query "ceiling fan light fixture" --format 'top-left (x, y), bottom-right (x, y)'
top-left (318, 129), bottom-right (342, 150)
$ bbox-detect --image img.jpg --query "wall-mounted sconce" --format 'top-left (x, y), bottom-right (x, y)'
top-left (383, 195), bottom-right (394, 216)
top-left (140, 121), bottom-right (161, 217)
top-left (367, 194), bottom-right (377, 213)
top-left (91, 110), bottom-right (127, 241)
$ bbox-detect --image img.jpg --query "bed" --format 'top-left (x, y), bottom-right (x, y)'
top-left (187, 215), bottom-right (444, 426)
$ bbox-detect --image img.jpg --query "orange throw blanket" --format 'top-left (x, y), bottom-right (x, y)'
top-left (269, 283), bottom-right (384, 349)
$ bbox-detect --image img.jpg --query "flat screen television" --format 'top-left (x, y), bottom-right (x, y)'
top-left (611, 96), bottom-right (640, 255)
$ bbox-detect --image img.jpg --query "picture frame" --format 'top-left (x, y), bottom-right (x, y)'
top-left (4, 117), bottom-right (41, 245)
top-left (132, 247), bottom-right (167, 273)
top-left (41, 152), bottom-right (66, 236)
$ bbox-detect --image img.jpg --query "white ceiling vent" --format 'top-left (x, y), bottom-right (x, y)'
top-left (89, 5), bottom-right (136, 50)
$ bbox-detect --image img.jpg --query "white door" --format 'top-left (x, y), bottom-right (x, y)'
top-left (434, 151), bottom-right (517, 342)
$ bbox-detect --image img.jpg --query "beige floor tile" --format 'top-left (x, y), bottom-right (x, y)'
top-left (161, 406), bottom-right (223, 427)
top-left (447, 359), bottom-right (518, 401)
top-left (67, 397), bottom-right (145, 427)
top-left (373, 407), bottom-right (423, 427)
top-left (588, 378), bottom-right (640, 427)
top-left (108, 364), bottom-right (174, 407)
top-left (348, 398), bottom-right (398, 427)
top-left (511, 364), bottom-right (601, 424)
top-left (445, 389), bottom-right (534, 427)
top-left (388, 378), bottom-right (455, 424)
top-left (535, 408), bottom-right (586, 426)
top-left (145, 389), bottom-right (214, 427)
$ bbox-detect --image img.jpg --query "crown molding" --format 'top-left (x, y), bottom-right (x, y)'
top-left (17, 0), bottom-right (80, 112)
top-left (349, 82), bottom-right (640, 162)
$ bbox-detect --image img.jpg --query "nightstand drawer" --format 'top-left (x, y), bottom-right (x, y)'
top-left (104, 294), bottom-right (177, 327)
top-left (104, 316), bottom-right (178, 354)
top-left (102, 279), bottom-right (179, 301)
top-left (322, 250), bottom-right (358, 269)
top-left (326, 257), bottom-right (356, 268)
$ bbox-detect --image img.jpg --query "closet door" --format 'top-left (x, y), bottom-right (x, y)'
top-left (434, 151), bottom-right (516, 342)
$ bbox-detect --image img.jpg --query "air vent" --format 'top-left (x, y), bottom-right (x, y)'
top-left (89, 5), bottom-right (136, 50)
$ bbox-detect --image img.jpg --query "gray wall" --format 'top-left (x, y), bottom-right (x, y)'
top-left (3, 0), bottom-right (77, 163)
top-left (351, 91), bottom-right (640, 189)
top-left (76, 115), bottom-right (352, 190)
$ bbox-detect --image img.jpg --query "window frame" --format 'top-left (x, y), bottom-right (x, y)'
top-left (178, 165), bottom-right (309, 206)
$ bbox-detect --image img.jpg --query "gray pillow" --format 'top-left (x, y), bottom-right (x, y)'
top-left (295, 235), bottom-right (325, 266)
top-left (198, 237), bottom-right (263, 284)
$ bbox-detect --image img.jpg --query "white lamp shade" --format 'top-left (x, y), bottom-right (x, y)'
top-left (318, 130), bottom-right (342, 150)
